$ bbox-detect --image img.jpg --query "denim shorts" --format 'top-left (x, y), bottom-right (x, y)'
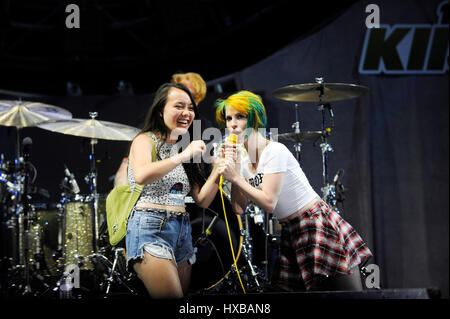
top-left (125, 208), bottom-right (196, 272)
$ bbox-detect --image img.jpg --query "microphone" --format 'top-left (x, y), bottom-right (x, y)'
top-left (196, 214), bottom-right (220, 246)
top-left (219, 133), bottom-right (238, 187)
top-left (64, 164), bottom-right (80, 194)
top-left (22, 137), bottom-right (32, 162)
top-left (333, 168), bottom-right (344, 185)
top-left (205, 215), bottom-right (219, 236)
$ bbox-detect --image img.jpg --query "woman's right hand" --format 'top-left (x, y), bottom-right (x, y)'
top-left (181, 140), bottom-right (206, 161)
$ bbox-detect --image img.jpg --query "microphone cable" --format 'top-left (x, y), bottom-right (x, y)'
top-left (219, 178), bottom-right (245, 293)
top-left (218, 132), bottom-right (246, 294)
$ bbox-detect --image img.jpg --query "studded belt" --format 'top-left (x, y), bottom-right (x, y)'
top-left (134, 206), bottom-right (189, 218)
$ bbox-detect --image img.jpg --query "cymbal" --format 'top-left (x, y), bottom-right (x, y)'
top-left (274, 131), bottom-right (325, 143)
top-left (0, 100), bottom-right (73, 128)
top-left (37, 118), bottom-right (140, 141)
top-left (272, 83), bottom-right (368, 102)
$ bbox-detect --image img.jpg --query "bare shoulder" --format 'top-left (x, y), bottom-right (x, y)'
top-left (130, 133), bottom-right (154, 157)
top-left (132, 133), bottom-right (154, 148)
top-left (130, 133), bottom-right (156, 166)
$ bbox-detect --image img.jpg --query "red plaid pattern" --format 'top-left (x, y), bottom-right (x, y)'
top-left (275, 200), bottom-right (372, 291)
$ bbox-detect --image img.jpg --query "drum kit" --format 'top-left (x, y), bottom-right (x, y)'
top-left (0, 100), bottom-right (140, 298)
top-left (273, 77), bottom-right (368, 211)
top-left (0, 78), bottom-right (368, 298)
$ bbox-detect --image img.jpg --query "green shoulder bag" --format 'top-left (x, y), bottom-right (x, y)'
top-left (106, 137), bottom-right (156, 246)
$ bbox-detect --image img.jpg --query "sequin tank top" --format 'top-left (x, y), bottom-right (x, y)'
top-left (128, 132), bottom-right (191, 207)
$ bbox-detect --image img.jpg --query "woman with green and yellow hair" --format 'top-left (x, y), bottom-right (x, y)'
top-left (216, 90), bottom-right (372, 292)
top-left (215, 90), bottom-right (267, 131)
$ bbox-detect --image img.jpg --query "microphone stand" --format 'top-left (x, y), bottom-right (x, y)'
top-left (195, 208), bottom-right (220, 246)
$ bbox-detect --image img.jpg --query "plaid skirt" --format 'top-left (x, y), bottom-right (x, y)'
top-left (274, 200), bottom-right (372, 291)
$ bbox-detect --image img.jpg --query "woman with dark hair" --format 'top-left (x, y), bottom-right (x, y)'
top-left (216, 90), bottom-right (372, 292)
top-left (126, 83), bottom-right (220, 298)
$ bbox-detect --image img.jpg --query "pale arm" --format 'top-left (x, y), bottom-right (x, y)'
top-left (190, 163), bottom-right (221, 208)
top-left (230, 172), bottom-right (284, 214)
top-left (230, 182), bottom-right (248, 214)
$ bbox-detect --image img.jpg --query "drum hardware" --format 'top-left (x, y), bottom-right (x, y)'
top-left (0, 99), bottom-right (72, 157)
top-left (63, 164), bottom-right (81, 195)
top-left (37, 112), bottom-right (141, 254)
top-left (194, 208), bottom-right (220, 247)
top-left (291, 103), bottom-right (303, 163)
top-left (240, 210), bottom-right (262, 291)
top-left (246, 202), bottom-right (264, 226)
top-left (33, 113), bottom-right (140, 298)
top-left (204, 204), bottom-right (273, 294)
top-left (193, 207), bottom-right (227, 280)
top-left (16, 138), bottom-right (34, 295)
top-left (190, 205), bottom-right (244, 293)
top-left (0, 99), bottom-right (72, 297)
top-left (1, 104), bottom-right (145, 298)
top-left (315, 80), bottom-right (342, 212)
top-left (36, 112), bottom-right (140, 141)
top-left (273, 77), bottom-right (369, 211)
top-left (333, 168), bottom-right (346, 207)
top-left (0, 144), bottom-right (53, 297)
top-left (274, 133), bottom-right (328, 165)
top-left (271, 79), bottom-right (369, 103)
top-left (88, 248), bottom-right (139, 298)
top-left (323, 168), bottom-right (347, 212)
top-left (292, 111), bottom-right (302, 163)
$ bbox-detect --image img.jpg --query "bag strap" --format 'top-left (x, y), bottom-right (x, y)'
top-left (145, 131), bottom-right (158, 163)
top-left (131, 132), bottom-right (157, 192)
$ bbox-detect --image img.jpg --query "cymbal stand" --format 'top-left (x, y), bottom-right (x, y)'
top-left (14, 152), bottom-right (33, 295)
top-left (315, 78), bottom-right (341, 212)
top-left (291, 103), bottom-right (302, 163)
top-left (84, 112), bottom-right (100, 254)
top-left (82, 112), bottom-right (137, 296)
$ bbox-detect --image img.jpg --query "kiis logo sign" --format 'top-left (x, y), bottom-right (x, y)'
top-left (359, 1), bottom-right (448, 74)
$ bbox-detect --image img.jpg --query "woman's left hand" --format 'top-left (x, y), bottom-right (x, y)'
top-left (217, 157), bottom-right (238, 183)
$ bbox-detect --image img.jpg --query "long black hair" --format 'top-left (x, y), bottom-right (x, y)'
top-left (139, 82), bottom-right (206, 188)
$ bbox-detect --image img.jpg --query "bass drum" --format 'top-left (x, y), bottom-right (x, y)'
top-left (188, 190), bottom-right (243, 292)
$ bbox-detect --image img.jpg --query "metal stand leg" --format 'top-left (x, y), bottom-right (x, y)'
top-left (89, 249), bottom-right (138, 298)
